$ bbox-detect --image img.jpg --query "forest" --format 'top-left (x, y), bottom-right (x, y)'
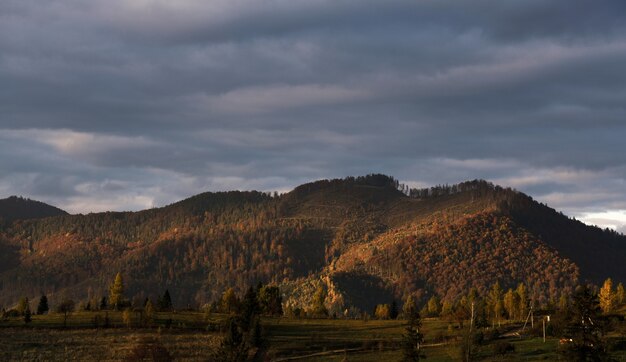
top-left (1, 175), bottom-right (626, 360)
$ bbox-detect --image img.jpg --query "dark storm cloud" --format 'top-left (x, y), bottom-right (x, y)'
top-left (1, 0), bottom-right (625, 231)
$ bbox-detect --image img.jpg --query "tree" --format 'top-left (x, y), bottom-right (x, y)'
top-left (503, 289), bottom-right (517, 320)
top-left (310, 285), bottom-right (327, 317)
top-left (221, 288), bottom-right (240, 314)
top-left (402, 309), bottom-right (425, 361)
top-left (258, 285), bottom-right (282, 316)
top-left (100, 296), bottom-right (108, 310)
top-left (56, 299), bottom-right (75, 327)
top-left (487, 282), bottom-right (504, 326)
top-left (23, 304), bottom-right (32, 324)
top-left (37, 295), bottom-right (49, 315)
top-left (109, 272), bottom-right (125, 310)
top-left (16, 297), bottom-right (29, 316)
top-left (241, 286), bottom-right (260, 328)
top-left (403, 295), bottom-right (417, 319)
top-left (516, 283), bottom-right (528, 321)
top-left (123, 308), bottom-right (132, 329)
top-left (559, 285), bottom-right (607, 361)
top-left (390, 300), bottom-right (399, 320)
top-left (375, 304), bottom-right (391, 319)
top-left (427, 296), bottom-right (441, 317)
top-left (144, 300), bottom-right (155, 327)
top-left (158, 290), bottom-right (173, 311)
top-left (616, 283), bottom-right (625, 306)
top-left (599, 278), bottom-right (614, 314)
top-left (558, 292), bottom-right (569, 312)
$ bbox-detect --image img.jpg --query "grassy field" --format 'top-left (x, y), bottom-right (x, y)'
top-left (1, 312), bottom-right (625, 361)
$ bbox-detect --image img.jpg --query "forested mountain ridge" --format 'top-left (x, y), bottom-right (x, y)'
top-left (0, 175), bottom-right (624, 314)
top-left (0, 196), bottom-right (68, 223)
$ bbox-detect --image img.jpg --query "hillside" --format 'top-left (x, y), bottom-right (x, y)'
top-left (0, 175), bottom-right (624, 314)
top-left (0, 196), bottom-right (68, 223)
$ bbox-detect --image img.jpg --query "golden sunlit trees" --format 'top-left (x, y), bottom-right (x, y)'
top-left (109, 272), bottom-right (125, 311)
top-left (221, 287), bottom-right (239, 314)
top-left (599, 278), bottom-right (614, 314)
top-left (616, 282), bottom-right (625, 306)
top-left (375, 304), bottom-right (391, 319)
top-left (516, 283), bottom-right (528, 321)
top-left (310, 285), bottom-right (328, 317)
top-left (503, 289), bottom-right (517, 320)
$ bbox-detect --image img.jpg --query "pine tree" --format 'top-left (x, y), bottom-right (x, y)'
top-left (390, 300), bottom-right (399, 319)
top-left (599, 278), bottom-right (614, 314)
top-left (158, 290), bottom-right (173, 311)
top-left (36, 295), bottom-right (49, 315)
top-left (23, 304), bottom-right (32, 324)
top-left (241, 286), bottom-right (260, 328)
top-left (560, 285), bottom-right (607, 361)
top-left (402, 309), bottom-right (425, 361)
top-left (100, 296), bottom-right (108, 310)
top-left (109, 272), bottom-right (125, 310)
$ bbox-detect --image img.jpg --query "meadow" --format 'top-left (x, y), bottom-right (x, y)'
top-left (3, 311), bottom-right (625, 361)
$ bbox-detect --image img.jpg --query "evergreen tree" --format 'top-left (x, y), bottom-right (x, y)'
top-left (23, 304), bottom-right (32, 324)
top-left (37, 295), bottom-right (49, 315)
top-left (109, 272), bottom-right (125, 310)
top-left (599, 278), bottom-right (614, 314)
top-left (559, 285), bottom-right (607, 361)
top-left (402, 309), bottom-right (425, 361)
top-left (241, 286), bottom-right (259, 328)
top-left (100, 296), bottom-right (108, 310)
top-left (158, 290), bottom-right (173, 311)
top-left (390, 300), bottom-right (399, 320)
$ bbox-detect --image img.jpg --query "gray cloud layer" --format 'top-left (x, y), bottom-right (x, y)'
top-left (1, 0), bottom-right (625, 232)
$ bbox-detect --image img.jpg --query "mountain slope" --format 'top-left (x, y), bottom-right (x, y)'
top-left (0, 196), bottom-right (67, 223)
top-left (0, 175), bottom-right (624, 312)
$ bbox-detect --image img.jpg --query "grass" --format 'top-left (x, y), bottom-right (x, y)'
top-left (2, 312), bottom-right (626, 361)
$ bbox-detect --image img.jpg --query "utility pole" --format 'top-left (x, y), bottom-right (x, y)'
top-left (542, 317), bottom-right (546, 343)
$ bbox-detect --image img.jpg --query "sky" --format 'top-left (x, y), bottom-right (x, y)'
top-left (1, 0), bottom-right (625, 233)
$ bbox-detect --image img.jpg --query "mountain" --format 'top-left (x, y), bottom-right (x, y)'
top-left (0, 196), bottom-right (68, 223)
top-left (0, 175), bottom-right (624, 314)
